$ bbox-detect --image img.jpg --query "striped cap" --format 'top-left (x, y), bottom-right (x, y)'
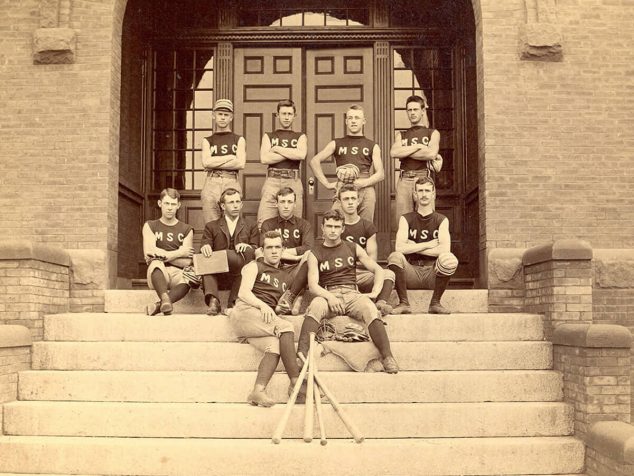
top-left (213, 99), bottom-right (234, 112)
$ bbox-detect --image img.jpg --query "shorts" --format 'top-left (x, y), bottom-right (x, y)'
top-left (146, 261), bottom-right (187, 290)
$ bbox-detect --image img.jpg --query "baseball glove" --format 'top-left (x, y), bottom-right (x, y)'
top-left (335, 164), bottom-right (360, 184)
top-left (431, 153), bottom-right (443, 173)
top-left (316, 320), bottom-right (370, 343)
top-left (182, 265), bottom-right (202, 289)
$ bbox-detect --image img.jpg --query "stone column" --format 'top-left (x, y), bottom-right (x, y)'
top-left (0, 326), bottom-right (32, 433)
top-left (523, 239), bottom-right (593, 339)
top-left (552, 323), bottom-right (632, 441)
top-left (0, 241), bottom-right (70, 341)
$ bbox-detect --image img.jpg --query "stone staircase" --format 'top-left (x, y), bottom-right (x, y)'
top-left (0, 289), bottom-right (586, 475)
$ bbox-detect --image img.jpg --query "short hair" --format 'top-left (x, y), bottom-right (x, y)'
top-left (406, 94), bottom-right (428, 109)
top-left (262, 230), bottom-right (283, 245)
top-left (337, 183), bottom-right (359, 199)
top-left (277, 99), bottom-right (296, 113)
top-left (219, 188), bottom-right (241, 205)
top-left (347, 104), bottom-right (365, 115)
top-left (415, 176), bottom-right (436, 191)
top-left (276, 187), bottom-right (296, 201)
top-left (322, 209), bottom-right (344, 224)
top-left (159, 188), bottom-right (180, 202)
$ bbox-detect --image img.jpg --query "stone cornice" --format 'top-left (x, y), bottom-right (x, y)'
top-left (552, 323), bottom-right (632, 349)
top-left (0, 325), bottom-right (32, 349)
top-left (588, 421), bottom-right (634, 464)
top-left (0, 240), bottom-right (71, 267)
top-left (523, 239), bottom-right (592, 266)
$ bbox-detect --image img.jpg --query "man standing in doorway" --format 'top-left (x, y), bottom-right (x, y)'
top-left (309, 104), bottom-right (385, 222)
top-left (200, 99), bottom-right (246, 224)
top-left (387, 177), bottom-right (458, 315)
top-left (200, 188), bottom-right (258, 315)
top-left (297, 210), bottom-right (399, 374)
top-left (142, 188), bottom-right (195, 316)
top-left (257, 100), bottom-right (307, 229)
top-left (390, 94), bottom-right (443, 217)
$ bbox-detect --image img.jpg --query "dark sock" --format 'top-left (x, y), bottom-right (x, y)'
top-left (279, 332), bottom-right (300, 381)
top-left (228, 276), bottom-right (242, 307)
top-left (368, 319), bottom-right (393, 360)
top-left (150, 269), bottom-right (168, 297)
top-left (431, 275), bottom-right (451, 304)
top-left (376, 278), bottom-right (394, 302)
top-left (297, 317), bottom-right (321, 358)
top-left (290, 262), bottom-right (308, 295)
top-left (255, 352), bottom-right (281, 387)
top-left (168, 283), bottom-right (190, 304)
top-left (388, 264), bottom-right (409, 304)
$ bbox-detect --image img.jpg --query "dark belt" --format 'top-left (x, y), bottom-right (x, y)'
top-left (267, 168), bottom-right (299, 179)
top-left (400, 169), bottom-right (432, 179)
top-left (325, 284), bottom-right (358, 291)
top-left (207, 169), bottom-right (238, 177)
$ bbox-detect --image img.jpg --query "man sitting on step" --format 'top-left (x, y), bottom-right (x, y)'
top-left (259, 186), bottom-right (313, 316)
top-left (337, 183), bottom-right (395, 316)
top-left (387, 176), bottom-right (459, 314)
top-left (230, 230), bottom-right (302, 407)
top-left (142, 188), bottom-right (195, 316)
top-left (297, 210), bottom-right (399, 374)
top-left (200, 188), bottom-right (258, 315)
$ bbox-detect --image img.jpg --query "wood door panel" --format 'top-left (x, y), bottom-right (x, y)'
top-left (233, 48), bottom-right (303, 218)
top-left (305, 48), bottom-right (374, 230)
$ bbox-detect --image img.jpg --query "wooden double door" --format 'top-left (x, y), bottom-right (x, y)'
top-left (234, 47), bottom-right (374, 233)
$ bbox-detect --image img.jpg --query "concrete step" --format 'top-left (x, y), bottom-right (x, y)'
top-left (2, 401), bottom-right (573, 438)
top-left (31, 341), bottom-right (553, 371)
top-left (105, 288), bottom-right (489, 314)
top-left (43, 312), bottom-right (544, 342)
top-left (0, 436), bottom-right (585, 475)
top-left (17, 369), bottom-right (564, 403)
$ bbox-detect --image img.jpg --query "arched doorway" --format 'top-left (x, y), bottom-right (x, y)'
top-left (116, 0), bottom-right (480, 286)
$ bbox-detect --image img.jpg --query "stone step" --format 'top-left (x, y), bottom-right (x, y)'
top-left (0, 436), bottom-right (585, 475)
top-left (43, 312), bottom-right (544, 342)
top-left (17, 369), bottom-right (563, 403)
top-left (105, 288), bottom-right (489, 314)
top-left (31, 341), bottom-right (553, 371)
top-left (2, 401), bottom-right (573, 438)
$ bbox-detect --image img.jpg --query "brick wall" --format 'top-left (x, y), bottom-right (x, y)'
top-left (0, 243), bottom-right (70, 341)
top-left (0, 326), bottom-right (32, 435)
top-left (2, 0), bottom-right (634, 281)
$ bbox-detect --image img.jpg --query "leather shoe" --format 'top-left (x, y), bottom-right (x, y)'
top-left (382, 356), bottom-right (399, 374)
top-left (275, 290), bottom-right (296, 315)
top-left (375, 299), bottom-right (393, 316)
top-left (159, 293), bottom-right (173, 315)
top-left (146, 302), bottom-right (161, 316)
top-left (428, 301), bottom-right (451, 314)
top-left (206, 296), bottom-right (221, 316)
top-left (392, 302), bottom-right (412, 315)
top-left (247, 390), bottom-right (276, 407)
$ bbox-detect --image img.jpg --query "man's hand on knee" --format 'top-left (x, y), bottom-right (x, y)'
top-left (326, 295), bottom-right (345, 315)
top-left (260, 304), bottom-right (276, 324)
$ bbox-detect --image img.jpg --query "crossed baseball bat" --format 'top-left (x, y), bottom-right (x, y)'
top-left (272, 332), bottom-right (364, 444)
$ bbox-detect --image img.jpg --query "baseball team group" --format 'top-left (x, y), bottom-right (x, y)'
top-left (142, 95), bottom-right (459, 406)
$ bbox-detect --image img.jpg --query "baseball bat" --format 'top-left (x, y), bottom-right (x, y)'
top-left (303, 333), bottom-right (315, 442)
top-left (312, 345), bottom-right (328, 446)
top-left (272, 351), bottom-right (310, 444)
top-left (298, 353), bottom-right (364, 444)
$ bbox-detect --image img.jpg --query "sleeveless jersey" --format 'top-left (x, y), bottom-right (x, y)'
top-left (403, 211), bottom-right (447, 265)
top-left (252, 261), bottom-right (290, 308)
top-left (146, 219), bottom-right (193, 252)
top-left (333, 136), bottom-right (376, 173)
top-left (399, 126), bottom-right (436, 172)
top-left (342, 218), bottom-right (377, 250)
top-left (312, 241), bottom-right (357, 288)
top-left (260, 216), bottom-right (310, 251)
top-left (204, 132), bottom-right (242, 165)
top-left (266, 130), bottom-right (303, 170)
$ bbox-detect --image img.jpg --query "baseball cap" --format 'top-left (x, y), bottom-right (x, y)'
top-left (213, 99), bottom-right (234, 112)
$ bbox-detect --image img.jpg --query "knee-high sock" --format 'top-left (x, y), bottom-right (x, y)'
top-left (388, 264), bottom-right (409, 304)
top-left (297, 317), bottom-right (320, 359)
top-left (255, 352), bottom-right (281, 388)
top-left (279, 332), bottom-right (300, 381)
top-left (376, 278), bottom-right (393, 302)
top-left (151, 269), bottom-right (168, 297)
top-left (289, 262), bottom-right (308, 296)
top-left (368, 319), bottom-right (393, 360)
top-left (168, 283), bottom-right (190, 304)
top-left (431, 275), bottom-right (451, 304)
